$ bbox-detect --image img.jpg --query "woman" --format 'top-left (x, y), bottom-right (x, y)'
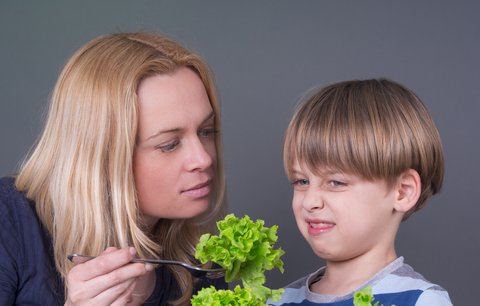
top-left (0, 32), bottom-right (227, 305)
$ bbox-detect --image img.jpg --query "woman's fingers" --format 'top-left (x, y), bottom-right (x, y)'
top-left (80, 262), bottom-right (148, 296)
top-left (66, 247), bottom-right (151, 305)
top-left (91, 277), bottom-right (138, 306)
top-left (102, 246), bottom-right (119, 254)
top-left (109, 280), bottom-right (137, 306)
top-left (70, 247), bottom-right (136, 281)
top-left (67, 277), bottom-right (136, 306)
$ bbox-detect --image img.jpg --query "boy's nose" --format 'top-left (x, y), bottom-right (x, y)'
top-left (302, 190), bottom-right (325, 211)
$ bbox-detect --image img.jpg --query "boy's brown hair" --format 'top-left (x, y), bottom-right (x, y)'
top-left (284, 79), bottom-right (444, 220)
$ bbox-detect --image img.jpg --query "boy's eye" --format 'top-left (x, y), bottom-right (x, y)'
top-left (328, 180), bottom-right (345, 187)
top-left (156, 139), bottom-right (180, 153)
top-left (199, 127), bottom-right (218, 138)
top-left (292, 179), bottom-right (309, 187)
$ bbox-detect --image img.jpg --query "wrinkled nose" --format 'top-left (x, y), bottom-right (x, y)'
top-left (302, 189), bottom-right (325, 212)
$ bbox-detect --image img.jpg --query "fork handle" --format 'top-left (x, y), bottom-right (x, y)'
top-left (68, 254), bottom-right (186, 268)
top-left (68, 254), bottom-right (95, 264)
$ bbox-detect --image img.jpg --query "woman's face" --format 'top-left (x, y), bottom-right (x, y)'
top-left (133, 67), bottom-right (217, 225)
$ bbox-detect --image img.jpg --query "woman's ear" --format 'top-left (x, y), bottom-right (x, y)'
top-left (393, 169), bottom-right (421, 213)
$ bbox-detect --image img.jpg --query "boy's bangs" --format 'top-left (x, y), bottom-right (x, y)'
top-left (284, 100), bottom-right (372, 178)
top-left (284, 86), bottom-right (390, 181)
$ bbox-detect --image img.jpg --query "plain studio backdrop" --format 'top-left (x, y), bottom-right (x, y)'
top-left (1, 1), bottom-right (478, 305)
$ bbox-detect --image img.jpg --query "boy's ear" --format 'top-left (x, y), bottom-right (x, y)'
top-left (393, 169), bottom-right (421, 213)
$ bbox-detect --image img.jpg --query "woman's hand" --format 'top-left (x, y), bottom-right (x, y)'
top-left (65, 247), bottom-right (153, 306)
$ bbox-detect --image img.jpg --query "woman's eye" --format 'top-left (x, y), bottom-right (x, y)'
top-left (292, 179), bottom-right (309, 187)
top-left (156, 140), bottom-right (180, 153)
top-left (199, 128), bottom-right (218, 138)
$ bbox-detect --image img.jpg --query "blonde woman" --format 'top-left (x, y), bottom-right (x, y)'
top-left (0, 32), bottom-right (227, 305)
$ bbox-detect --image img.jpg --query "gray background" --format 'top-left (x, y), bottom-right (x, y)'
top-left (1, 1), bottom-right (478, 305)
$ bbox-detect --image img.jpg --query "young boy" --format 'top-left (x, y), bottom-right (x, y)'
top-left (270, 79), bottom-right (453, 305)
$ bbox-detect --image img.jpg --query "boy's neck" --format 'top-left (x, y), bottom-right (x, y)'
top-left (311, 249), bottom-right (398, 296)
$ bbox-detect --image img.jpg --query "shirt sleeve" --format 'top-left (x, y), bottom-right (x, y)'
top-left (0, 192), bottom-right (21, 305)
top-left (0, 177), bottom-right (64, 306)
top-left (415, 287), bottom-right (453, 306)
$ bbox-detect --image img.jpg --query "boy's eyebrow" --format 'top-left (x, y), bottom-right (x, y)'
top-left (289, 168), bottom-right (306, 177)
top-left (145, 111), bottom-right (215, 141)
top-left (290, 166), bottom-right (344, 177)
top-left (290, 169), bottom-right (302, 174)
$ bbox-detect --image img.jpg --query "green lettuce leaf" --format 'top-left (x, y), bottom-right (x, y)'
top-left (192, 214), bottom-right (285, 304)
top-left (191, 285), bottom-right (264, 306)
top-left (353, 286), bottom-right (378, 306)
top-left (353, 286), bottom-right (396, 306)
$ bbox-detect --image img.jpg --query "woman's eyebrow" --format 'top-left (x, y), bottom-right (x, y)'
top-left (201, 111), bottom-right (215, 124)
top-left (145, 127), bottom-right (180, 141)
top-left (146, 111), bottom-right (215, 141)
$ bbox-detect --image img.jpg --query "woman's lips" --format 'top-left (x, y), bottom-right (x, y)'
top-left (306, 219), bottom-right (335, 235)
top-left (181, 180), bottom-right (211, 198)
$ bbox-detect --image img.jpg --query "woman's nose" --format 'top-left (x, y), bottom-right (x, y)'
top-left (184, 138), bottom-right (214, 171)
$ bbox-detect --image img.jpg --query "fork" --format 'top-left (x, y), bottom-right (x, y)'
top-left (67, 254), bottom-right (225, 279)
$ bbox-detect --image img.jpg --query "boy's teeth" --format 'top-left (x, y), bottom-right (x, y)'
top-left (310, 222), bottom-right (329, 228)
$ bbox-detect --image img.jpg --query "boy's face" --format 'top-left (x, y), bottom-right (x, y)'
top-left (289, 160), bottom-right (401, 262)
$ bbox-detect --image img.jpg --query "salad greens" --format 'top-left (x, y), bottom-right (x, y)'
top-left (191, 285), bottom-right (264, 306)
top-left (353, 286), bottom-right (395, 306)
top-left (353, 286), bottom-right (378, 306)
top-left (192, 214), bottom-right (285, 305)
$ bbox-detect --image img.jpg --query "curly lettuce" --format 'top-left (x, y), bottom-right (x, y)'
top-left (192, 214), bottom-right (285, 304)
top-left (353, 286), bottom-right (378, 306)
top-left (191, 285), bottom-right (264, 306)
top-left (353, 286), bottom-right (396, 306)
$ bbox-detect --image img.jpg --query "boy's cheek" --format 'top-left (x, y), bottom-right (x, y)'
top-left (292, 204), bottom-right (306, 230)
top-left (291, 199), bottom-right (303, 216)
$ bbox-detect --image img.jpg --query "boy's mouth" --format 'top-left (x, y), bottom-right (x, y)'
top-left (306, 219), bottom-right (335, 235)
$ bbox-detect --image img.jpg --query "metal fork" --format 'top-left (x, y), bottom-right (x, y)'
top-left (67, 254), bottom-right (225, 279)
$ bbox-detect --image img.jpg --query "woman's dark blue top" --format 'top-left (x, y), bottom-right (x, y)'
top-left (0, 176), bottom-right (226, 305)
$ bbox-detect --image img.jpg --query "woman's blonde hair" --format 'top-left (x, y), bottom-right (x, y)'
top-left (284, 79), bottom-right (444, 220)
top-left (16, 32), bottom-right (226, 304)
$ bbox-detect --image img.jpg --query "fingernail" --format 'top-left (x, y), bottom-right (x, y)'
top-left (145, 263), bottom-right (154, 272)
top-left (129, 247), bottom-right (136, 256)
